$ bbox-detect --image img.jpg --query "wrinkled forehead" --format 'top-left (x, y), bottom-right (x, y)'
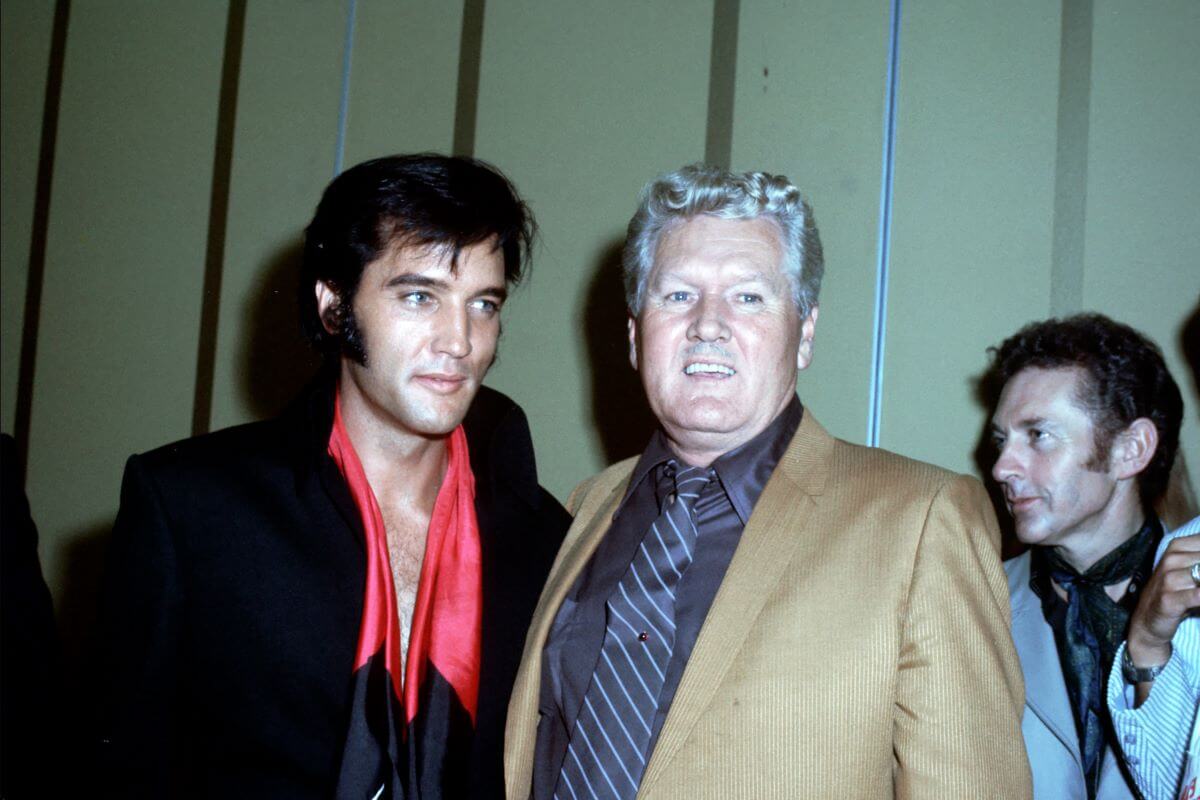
top-left (650, 215), bottom-right (787, 280)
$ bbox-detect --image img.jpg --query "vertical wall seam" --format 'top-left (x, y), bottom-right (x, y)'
top-left (867, 0), bottom-right (902, 448)
top-left (1049, 0), bottom-right (1093, 316)
top-left (191, 0), bottom-right (247, 437)
top-left (13, 0), bottom-right (71, 481)
top-left (334, 0), bottom-right (357, 175)
top-left (704, 0), bottom-right (740, 168)
top-left (452, 0), bottom-right (486, 157)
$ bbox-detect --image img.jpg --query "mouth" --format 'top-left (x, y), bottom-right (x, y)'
top-left (415, 373), bottom-right (468, 393)
top-left (683, 362), bottom-right (736, 378)
top-left (1006, 495), bottom-right (1040, 513)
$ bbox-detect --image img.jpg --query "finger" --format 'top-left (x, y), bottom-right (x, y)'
top-left (1173, 585), bottom-right (1200, 615)
top-left (1157, 548), bottom-right (1200, 575)
top-left (1161, 565), bottom-right (1200, 592)
top-left (1140, 589), bottom-right (1200, 635)
top-left (1162, 533), bottom-right (1200, 555)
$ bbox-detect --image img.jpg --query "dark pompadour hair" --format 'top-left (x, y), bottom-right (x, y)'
top-left (989, 313), bottom-right (1183, 504)
top-left (298, 153), bottom-right (535, 360)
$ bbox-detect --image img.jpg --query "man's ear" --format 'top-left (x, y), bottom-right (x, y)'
top-left (1110, 417), bottom-right (1159, 480)
top-left (315, 281), bottom-right (341, 336)
top-left (796, 305), bottom-right (819, 370)
top-left (627, 314), bottom-right (638, 371)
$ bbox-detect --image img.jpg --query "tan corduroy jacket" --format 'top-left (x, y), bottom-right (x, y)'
top-left (505, 412), bottom-right (1032, 799)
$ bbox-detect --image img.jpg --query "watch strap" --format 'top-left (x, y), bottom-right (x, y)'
top-left (1122, 646), bottom-right (1168, 683)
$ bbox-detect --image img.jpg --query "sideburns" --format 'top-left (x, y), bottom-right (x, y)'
top-left (322, 294), bottom-right (368, 366)
top-left (1084, 427), bottom-right (1117, 473)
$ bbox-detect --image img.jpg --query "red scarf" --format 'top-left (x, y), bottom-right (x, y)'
top-left (328, 392), bottom-right (483, 798)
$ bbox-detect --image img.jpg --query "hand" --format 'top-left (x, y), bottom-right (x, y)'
top-left (1126, 534), bottom-right (1200, 701)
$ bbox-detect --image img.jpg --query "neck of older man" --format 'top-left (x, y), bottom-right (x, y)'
top-left (661, 397), bottom-right (796, 468)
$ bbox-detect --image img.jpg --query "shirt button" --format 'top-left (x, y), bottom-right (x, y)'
top-left (1125, 734), bottom-right (1136, 745)
top-left (638, 631), bottom-right (648, 642)
top-left (1128, 756), bottom-right (1139, 766)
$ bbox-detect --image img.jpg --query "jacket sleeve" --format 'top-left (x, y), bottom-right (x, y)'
top-left (1105, 524), bottom-right (1200, 800)
top-left (96, 454), bottom-right (185, 796)
top-left (1107, 636), bottom-right (1198, 800)
top-left (892, 474), bottom-right (1032, 799)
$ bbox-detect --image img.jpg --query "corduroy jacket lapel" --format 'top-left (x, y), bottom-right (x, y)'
top-left (1008, 556), bottom-right (1083, 766)
top-left (639, 412), bottom-right (833, 794)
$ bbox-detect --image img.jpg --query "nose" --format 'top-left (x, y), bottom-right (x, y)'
top-left (991, 441), bottom-right (1022, 485)
top-left (433, 305), bottom-right (471, 358)
top-left (686, 294), bottom-right (731, 343)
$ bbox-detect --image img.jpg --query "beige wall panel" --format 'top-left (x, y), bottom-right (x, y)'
top-left (1082, 0), bottom-right (1200, 499)
top-left (731, 0), bottom-right (888, 444)
top-left (341, 0), bottom-right (463, 165)
top-left (26, 3), bottom-right (226, 618)
top-left (208, 1), bottom-right (348, 430)
top-left (0, 2), bottom-right (54, 432)
top-left (474, 1), bottom-right (713, 500)
top-left (881, 1), bottom-right (1061, 475)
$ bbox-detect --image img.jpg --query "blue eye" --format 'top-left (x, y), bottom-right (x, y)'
top-left (738, 293), bottom-right (763, 304)
top-left (403, 291), bottom-right (431, 305)
top-left (471, 298), bottom-right (501, 316)
top-left (667, 291), bottom-right (691, 302)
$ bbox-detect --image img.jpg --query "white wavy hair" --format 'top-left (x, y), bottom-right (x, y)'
top-left (622, 163), bottom-right (824, 317)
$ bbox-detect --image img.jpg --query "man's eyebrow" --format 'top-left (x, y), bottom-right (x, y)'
top-left (990, 414), bottom-right (1049, 430)
top-left (648, 270), bottom-right (692, 285)
top-left (384, 273), bottom-right (447, 290)
top-left (480, 285), bottom-right (509, 302)
top-left (383, 273), bottom-right (508, 302)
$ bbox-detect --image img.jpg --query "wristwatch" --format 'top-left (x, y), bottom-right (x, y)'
top-left (1121, 646), bottom-right (1168, 683)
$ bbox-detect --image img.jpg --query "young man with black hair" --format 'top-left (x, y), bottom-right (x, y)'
top-left (989, 313), bottom-right (1184, 799)
top-left (96, 154), bottom-right (570, 798)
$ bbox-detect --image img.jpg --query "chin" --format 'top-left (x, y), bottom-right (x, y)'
top-left (1013, 521), bottom-right (1054, 547)
top-left (665, 410), bottom-right (749, 438)
top-left (400, 406), bottom-right (469, 438)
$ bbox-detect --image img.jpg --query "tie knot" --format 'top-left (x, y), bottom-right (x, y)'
top-left (662, 460), bottom-right (711, 505)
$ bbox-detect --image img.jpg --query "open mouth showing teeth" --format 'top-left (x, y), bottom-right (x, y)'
top-left (684, 363), bottom-right (735, 376)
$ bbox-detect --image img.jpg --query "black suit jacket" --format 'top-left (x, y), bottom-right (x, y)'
top-left (96, 376), bottom-right (570, 798)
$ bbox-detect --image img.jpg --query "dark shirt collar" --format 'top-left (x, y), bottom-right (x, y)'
top-left (1029, 512), bottom-right (1163, 606)
top-left (618, 394), bottom-right (803, 524)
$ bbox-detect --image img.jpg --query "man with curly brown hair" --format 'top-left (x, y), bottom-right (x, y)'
top-left (989, 313), bottom-right (1184, 800)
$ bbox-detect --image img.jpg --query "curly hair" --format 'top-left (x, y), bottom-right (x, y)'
top-left (989, 313), bottom-right (1182, 504)
top-left (622, 163), bottom-right (823, 317)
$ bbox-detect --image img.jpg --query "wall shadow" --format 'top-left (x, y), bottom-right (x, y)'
top-left (56, 518), bottom-right (112, 669)
top-left (582, 240), bottom-right (656, 464)
top-left (236, 238), bottom-right (322, 420)
top-left (1180, 297), bottom-right (1200, 401)
top-left (55, 515), bottom-right (114, 766)
top-left (1162, 296), bottom-right (1200, 527)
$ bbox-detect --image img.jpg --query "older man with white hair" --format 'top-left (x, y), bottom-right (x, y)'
top-left (504, 164), bottom-right (1031, 799)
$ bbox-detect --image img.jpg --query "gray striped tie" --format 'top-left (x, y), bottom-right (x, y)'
top-left (554, 461), bottom-right (712, 800)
